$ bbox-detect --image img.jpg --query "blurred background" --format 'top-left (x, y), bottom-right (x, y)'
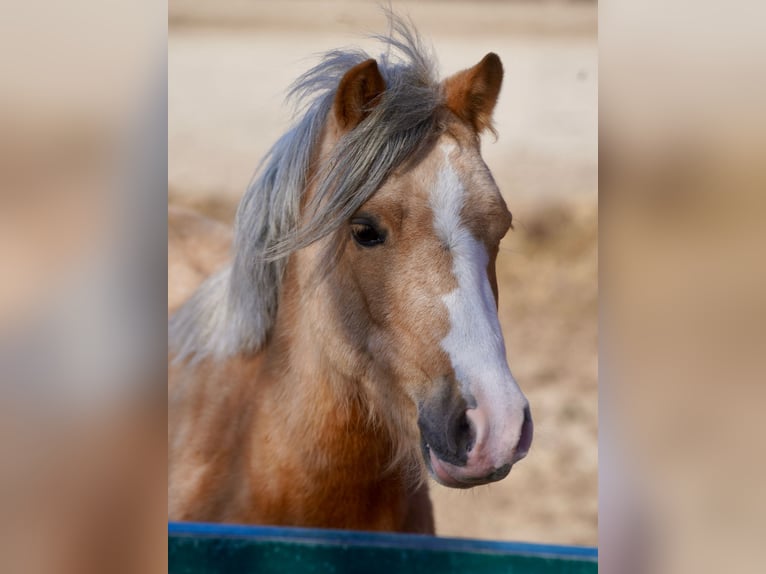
top-left (600, 1), bottom-right (766, 572)
top-left (168, 0), bottom-right (598, 545)
top-left (1, 2), bottom-right (165, 572)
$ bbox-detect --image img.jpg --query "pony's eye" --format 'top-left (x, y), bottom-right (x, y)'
top-left (350, 219), bottom-right (385, 247)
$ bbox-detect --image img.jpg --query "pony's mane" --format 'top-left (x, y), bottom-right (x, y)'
top-left (170, 13), bottom-right (444, 361)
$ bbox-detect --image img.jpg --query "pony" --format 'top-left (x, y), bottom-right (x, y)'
top-left (168, 14), bottom-right (532, 534)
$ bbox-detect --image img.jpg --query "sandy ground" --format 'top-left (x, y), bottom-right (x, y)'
top-left (168, 0), bottom-right (597, 545)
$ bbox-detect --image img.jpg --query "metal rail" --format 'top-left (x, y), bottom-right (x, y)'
top-left (169, 521), bottom-right (598, 573)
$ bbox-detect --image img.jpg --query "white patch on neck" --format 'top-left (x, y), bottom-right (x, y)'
top-left (430, 144), bottom-right (525, 424)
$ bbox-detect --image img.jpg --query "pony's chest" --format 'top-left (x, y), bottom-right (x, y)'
top-left (245, 407), bottom-right (411, 530)
top-left (247, 468), bottom-right (410, 531)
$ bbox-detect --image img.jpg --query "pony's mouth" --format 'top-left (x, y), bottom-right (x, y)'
top-left (422, 442), bottom-right (512, 489)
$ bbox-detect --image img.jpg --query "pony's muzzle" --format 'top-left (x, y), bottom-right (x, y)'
top-left (426, 402), bottom-right (533, 488)
top-left (466, 402), bottom-right (533, 465)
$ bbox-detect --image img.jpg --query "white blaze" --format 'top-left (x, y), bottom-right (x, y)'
top-left (430, 144), bottom-right (527, 458)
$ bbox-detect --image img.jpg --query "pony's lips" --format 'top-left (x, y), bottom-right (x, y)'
top-left (425, 444), bottom-right (512, 489)
top-left (428, 447), bottom-right (469, 488)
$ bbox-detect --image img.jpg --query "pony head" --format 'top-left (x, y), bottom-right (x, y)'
top-left (174, 15), bottom-right (532, 488)
top-left (308, 52), bottom-right (532, 487)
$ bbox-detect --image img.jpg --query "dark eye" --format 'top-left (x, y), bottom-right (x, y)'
top-left (350, 218), bottom-right (385, 247)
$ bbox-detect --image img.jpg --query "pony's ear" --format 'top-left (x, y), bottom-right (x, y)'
top-left (333, 59), bottom-right (386, 131)
top-left (443, 53), bottom-right (503, 134)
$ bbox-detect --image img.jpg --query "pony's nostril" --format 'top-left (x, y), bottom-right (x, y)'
top-left (455, 411), bottom-right (475, 457)
top-left (516, 405), bottom-right (533, 458)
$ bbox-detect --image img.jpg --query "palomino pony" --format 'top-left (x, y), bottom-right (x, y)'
top-left (169, 16), bottom-right (532, 534)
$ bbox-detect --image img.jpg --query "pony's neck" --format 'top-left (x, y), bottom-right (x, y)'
top-left (234, 263), bottom-right (422, 530)
top-left (261, 256), bottom-right (406, 478)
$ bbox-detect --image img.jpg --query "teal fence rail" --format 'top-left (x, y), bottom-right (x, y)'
top-left (169, 522), bottom-right (598, 574)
